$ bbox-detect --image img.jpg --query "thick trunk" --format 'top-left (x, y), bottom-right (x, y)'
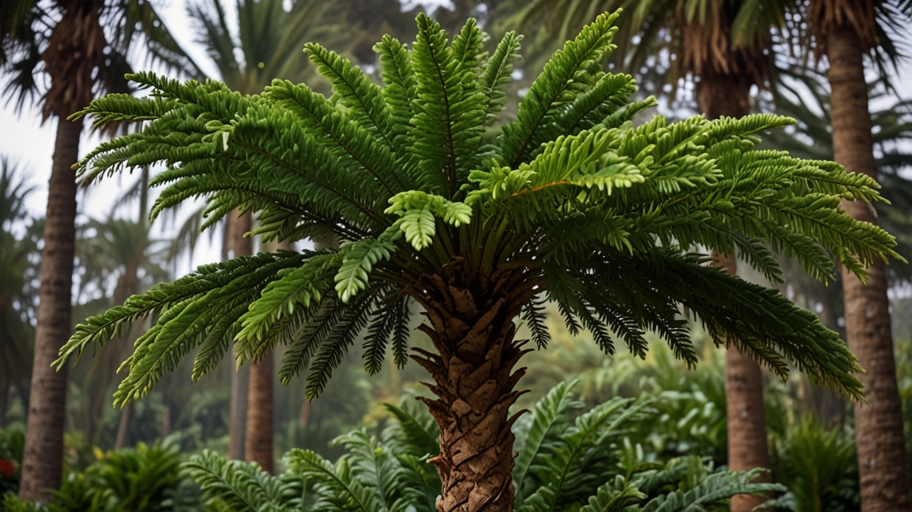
top-left (227, 211), bottom-right (252, 460)
top-left (245, 354), bottom-right (274, 473)
top-left (702, 72), bottom-right (770, 512)
top-left (18, 118), bottom-right (82, 502)
top-left (410, 264), bottom-right (540, 512)
top-left (827, 25), bottom-right (910, 511)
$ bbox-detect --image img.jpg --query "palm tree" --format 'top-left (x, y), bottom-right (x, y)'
top-left (804, 1), bottom-right (912, 508)
top-left (0, 159), bottom-right (40, 428)
top-left (60, 12), bottom-right (901, 510)
top-left (506, 2), bottom-right (789, 508)
top-left (187, 0), bottom-right (343, 470)
top-left (1, 0), bottom-right (198, 499)
top-left (68, 213), bottom-right (171, 447)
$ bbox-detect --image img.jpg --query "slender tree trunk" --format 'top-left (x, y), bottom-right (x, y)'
top-left (700, 72), bottom-right (771, 512)
top-left (245, 238), bottom-right (292, 474)
top-left (826, 25), bottom-right (910, 511)
top-left (18, 118), bottom-right (82, 503)
top-left (226, 211), bottom-right (252, 460)
top-left (410, 264), bottom-right (540, 512)
top-left (245, 354), bottom-right (274, 473)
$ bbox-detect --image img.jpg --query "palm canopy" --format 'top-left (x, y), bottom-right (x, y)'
top-left (1, 0), bottom-right (202, 117)
top-left (57, 11), bottom-right (899, 407)
top-left (188, 0), bottom-right (340, 95)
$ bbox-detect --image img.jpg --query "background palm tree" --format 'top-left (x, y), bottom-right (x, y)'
top-left (804, 0), bottom-right (912, 508)
top-left (0, 0), bottom-right (198, 499)
top-left (187, 0), bottom-right (343, 470)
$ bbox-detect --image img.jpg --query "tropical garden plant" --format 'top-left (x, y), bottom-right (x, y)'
top-left (184, 382), bottom-right (782, 512)
top-left (57, 11), bottom-right (902, 511)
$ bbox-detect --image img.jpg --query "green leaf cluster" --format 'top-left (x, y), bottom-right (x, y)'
top-left (60, 10), bottom-right (902, 403)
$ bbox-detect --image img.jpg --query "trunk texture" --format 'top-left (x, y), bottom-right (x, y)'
top-left (18, 118), bottom-right (82, 502)
top-left (244, 238), bottom-right (289, 474)
top-left (227, 211), bottom-right (252, 460)
top-left (245, 355), bottom-right (274, 473)
top-left (702, 73), bottom-right (770, 512)
top-left (410, 263), bottom-right (541, 512)
top-left (827, 25), bottom-right (910, 511)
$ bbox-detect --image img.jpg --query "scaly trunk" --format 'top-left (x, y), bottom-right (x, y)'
top-left (701, 71), bottom-right (771, 512)
top-left (18, 118), bottom-right (82, 502)
top-left (826, 25), bottom-right (910, 511)
top-left (410, 264), bottom-right (540, 512)
top-left (227, 211), bottom-right (252, 460)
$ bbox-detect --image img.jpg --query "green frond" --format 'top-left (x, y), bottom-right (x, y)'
top-left (501, 10), bottom-right (621, 167)
top-left (304, 43), bottom-right (397, 155)
top-left (285, 449), bottom-right (385, 512)
top-left (235, 251), bottom-right (340, 351)
top-left (183, 450), bottom-right (297, 512)
top-left (480, 31), bottom-right (523, 127)
top-left (514, 379), bottom-right (583, 502)
top-left (409, 14), bottom-right (487, 198)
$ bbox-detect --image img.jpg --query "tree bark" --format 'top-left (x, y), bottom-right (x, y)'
top-left (226, 211), bottom-right (252, 460)
top-left (701, 71), bottom-right (771, 512)
top-left (18, 118), bottom-right (82, 503)
top-left (245, 354), bottom-right (274, 473)
top-left (410, 263), bottom-right (540, 512)
top-left (826, 25), bottom-right (910, 511)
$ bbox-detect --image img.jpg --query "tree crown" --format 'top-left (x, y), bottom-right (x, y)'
top-left (58, 10), bottom-right (900, 404)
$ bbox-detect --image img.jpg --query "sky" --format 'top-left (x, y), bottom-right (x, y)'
top-left (1, 1), bottom-right (910, 275)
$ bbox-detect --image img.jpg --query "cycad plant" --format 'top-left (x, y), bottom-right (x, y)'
top-left (57, 11), bottom-right (900, 511)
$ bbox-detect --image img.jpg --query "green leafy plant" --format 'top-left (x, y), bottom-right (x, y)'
top-left (186, 382), bottom-right (781, 511)
top-left (57, 10), bottom-right (900, 510)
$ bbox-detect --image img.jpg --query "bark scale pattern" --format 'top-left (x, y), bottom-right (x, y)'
top-left (827, 25), bottom-right (910, 511)
top-left (19, 119), bottom-right (82, 502)
top-left (410, 261), bottom-right (541, 512)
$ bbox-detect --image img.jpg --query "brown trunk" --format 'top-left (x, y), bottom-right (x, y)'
top-left (701, 72), bottom-right (771, 512)
top-left (245, 238), bottom-right (292, 473)
top-left (410, 263), bottom-right (540, 512)
top-left (227, 211), bottom-right (252, 460)
top-left (245, 354), bottom-right (274, 473)
top-left (827, 25), bottom-right (910, 511)
top-left (18, 118), bottom-right (82, 502)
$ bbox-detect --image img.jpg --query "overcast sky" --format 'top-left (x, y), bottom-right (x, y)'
top-left (1, 1), bottom-right (910, 274)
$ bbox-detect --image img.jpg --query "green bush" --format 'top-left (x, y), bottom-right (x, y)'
top-left (3, 438), bottom-right (202, 512)
top-left (185, 381), bottom-right (780, 511)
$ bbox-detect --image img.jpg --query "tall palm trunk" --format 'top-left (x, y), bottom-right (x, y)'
top-left (245, 345), bottom-right (274, 473)
top-left (18, 118), bottom-right (82, 502)
top-left (700, 71), bottom-right (771, 512)
top-left (411, 264), bottom-right (541, 512)
top-left (226, 211), bottom-right (253, 460)
top-left (826, 25), bottom-right (910, 511)
top-left (245, 238), bottom-right (288, 474)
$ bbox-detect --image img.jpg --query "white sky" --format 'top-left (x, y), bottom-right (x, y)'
top-left (1, 1), bottom-right (910, 275)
